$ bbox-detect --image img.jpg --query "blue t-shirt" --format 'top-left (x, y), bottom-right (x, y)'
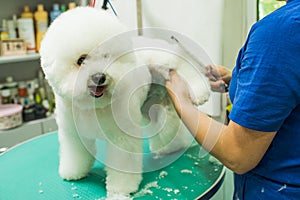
top-left (228, 0), bottom-right (300, 199)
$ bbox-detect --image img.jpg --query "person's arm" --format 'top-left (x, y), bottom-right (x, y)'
top-left (166, 71), bottom-right (276, 174)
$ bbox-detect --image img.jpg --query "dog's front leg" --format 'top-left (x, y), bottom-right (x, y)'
top-left (56, 96), bottom-right (96, 180)
top-left (105, 139), bottom-right (143, 197)
top-left (58, 131), bottom-right (96, 180)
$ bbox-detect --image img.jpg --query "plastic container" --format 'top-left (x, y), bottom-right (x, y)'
top-left (5, 77), bottom-right (18, 97)
top-left (17, 18), bottom-right (36, 53)
top-left (21, 6), bottom-right (33, 18)
top-left (12, 14), bottom-right (19, 38)
top-left (0, 84), bottom-right (3, 105)
top-left (18, 81), bottom-right (28, 98)
top-left (7, 20), bottom-right (17, 39)
top-left (60, 4), bottom-right (67, 12)
top-left (68, 2), bottom-right (76, 10)
top-left (1, 89), bottom-right (11, 104)
top-left (80, 0), bottom-right (88, 6)
top-left (0, 19), bottom-right (9, 40)
top-left (22, 105), bottom-right (35, 122)
top-left (50, 4), bottom-right (61, 23)
top-left (34, 4), bottom-right (48, 52)
top-left (0, 104), bottom-right (23, 130)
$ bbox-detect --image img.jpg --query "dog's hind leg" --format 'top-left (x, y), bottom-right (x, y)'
top-left (147, 102), bottom-right (194, 155)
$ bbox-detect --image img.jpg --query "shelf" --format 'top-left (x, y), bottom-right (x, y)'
top-left (0, 53), bottom-right (40, 64)
top-left (0, 114), bottom-right (58, 148)
top-left (0, 114), bottom-right (56, 134)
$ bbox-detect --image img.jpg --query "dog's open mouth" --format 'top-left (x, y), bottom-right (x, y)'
top-left (88, 85), bottom-right (106, 98)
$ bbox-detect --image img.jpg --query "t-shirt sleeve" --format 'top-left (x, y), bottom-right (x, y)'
top-left (229, 19), bottom-right (300, 132)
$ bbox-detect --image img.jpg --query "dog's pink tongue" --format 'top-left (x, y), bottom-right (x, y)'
top-left (94, 86), bottom-right (105, 96)
top-left (90, 86), bottom-right (105, 97)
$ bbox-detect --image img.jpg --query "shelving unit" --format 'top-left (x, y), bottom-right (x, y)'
top-left (0, 0), bottom-right (72, 148)
top-left (0, 53), bottom-right (40, 64)
top-left (0, 115), bottom-right (57, 149)
top-left (0, 52), bottom-right (57, 149)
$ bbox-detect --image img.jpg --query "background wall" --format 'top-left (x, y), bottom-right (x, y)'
top-left (0, 0), bottom-right (257, 69)
top-left (109, 0), bottom-right (256, 68)
top-left (222, 0), bottom-right (257, 69)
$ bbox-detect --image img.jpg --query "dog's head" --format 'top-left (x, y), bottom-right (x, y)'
top-left (40, 7), bottom-right (131, 109)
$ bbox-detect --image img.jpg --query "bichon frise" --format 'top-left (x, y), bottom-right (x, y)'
top-left (40, 7), bottom-right (210, 198)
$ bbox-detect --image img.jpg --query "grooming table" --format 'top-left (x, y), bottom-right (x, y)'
top-left (0, 132), bottom-right (225, 199)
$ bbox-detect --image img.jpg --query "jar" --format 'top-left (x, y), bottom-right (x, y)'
top-left (18, 81), bottom-right (28, 97)
top-left (1, 89), bottom-right (11, 104)
top-left (5, 76), bottom-right (18, 100)
top-left (0, 83), bottom-right (3, 105)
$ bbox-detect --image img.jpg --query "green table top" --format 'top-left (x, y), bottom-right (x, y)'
top-left (0, 132), bottom-right (224, 200)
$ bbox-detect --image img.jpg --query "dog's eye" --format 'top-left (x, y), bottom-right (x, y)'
top-left (77, 54), bottom-right (87, 66)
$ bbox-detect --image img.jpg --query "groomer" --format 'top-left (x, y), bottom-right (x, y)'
top-left (166, 0), bottom-right (300, 199)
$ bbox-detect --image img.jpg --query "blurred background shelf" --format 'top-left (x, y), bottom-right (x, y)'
top-left (0, 115), bottom-right (58, 148)
top-left (0, 53), bottom-right (40, 64)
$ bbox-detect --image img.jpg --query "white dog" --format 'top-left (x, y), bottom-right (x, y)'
top-left (40, 7), bottom-right (210, 198)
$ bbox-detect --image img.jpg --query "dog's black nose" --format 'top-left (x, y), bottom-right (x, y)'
top-left (92, 73), bottom-right (106, 85)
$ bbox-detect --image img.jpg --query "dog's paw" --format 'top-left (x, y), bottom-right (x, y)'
top-left (189, 88), bottom-right (210, 106)
top-left (106, 169), bottom-right (142, 195)
top-left (59, 170), bottom-right (88, 181)
top-left (59, 164), bottom-right (90, 181)
top-left (106, 193), bottom-right (132, 200)
top-left (148, 64), bottom-right (171, 82)
top-left (187, 77), bottom-right (211, 106)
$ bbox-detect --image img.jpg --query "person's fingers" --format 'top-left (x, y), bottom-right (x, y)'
top-left (210, 80), bottom-right (227, 93)
top-left (206, 65), bottom-right (221, 81)
top-left (206, 72), bottom-right (217, 82)
top-left (205, 65), bottom-right (213, 73)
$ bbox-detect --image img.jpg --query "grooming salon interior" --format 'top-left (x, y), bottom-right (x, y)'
top-left (0, 0), bottom-right (292, 199)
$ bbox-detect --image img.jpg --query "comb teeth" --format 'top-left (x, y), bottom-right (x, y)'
top-left (170, 35), bottom-right (207, 75)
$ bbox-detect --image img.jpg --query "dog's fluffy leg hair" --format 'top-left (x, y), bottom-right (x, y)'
top-left (56, 96), bottom-right (96, 180)
top-left (105, 139), bottom-right (143, 196)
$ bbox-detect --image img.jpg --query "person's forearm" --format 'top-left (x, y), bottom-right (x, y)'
top-left (177, 102), bottom-right (276, 174)
top-left (179, 102), bottom-right (224, 156)
top-left (178, 104), bottom-right (241, 172)
top-left (166, 71), bottom-right (275, 174)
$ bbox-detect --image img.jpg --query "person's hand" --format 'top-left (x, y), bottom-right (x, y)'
top-left (165, 70), bottom-right (193, 115)
top-left (206, 65), bottom-right (232, 93)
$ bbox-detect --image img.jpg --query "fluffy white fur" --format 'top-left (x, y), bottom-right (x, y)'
top-left (40, 7), bottom-right (210, 197)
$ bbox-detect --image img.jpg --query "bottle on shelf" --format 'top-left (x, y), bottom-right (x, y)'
top-left (0, 19), bottom-right (9, 40)
top-left (5, 76), bottom-right (18, 103)
top-left (0, 83), bottom-right (3, 104)
top-left (80, 0), bottom-right (88, 6)
top-left (21, 6), bottom-right (33, 18)
top-left (68, 2), bottom-right (76, 10)
top-left (17, 17), bottom-right (36, 53)
top-left (17, 81), bottom-right (28, 106)
top-left (50, 4), bottom-right (62, 23)
top-left (34, 4), bottom-right (48, 52)
top-left (18, 82), bottom-right (28, 98)
top-left (1, 89), bottom-right (11, 104)
top-left (12, 14), bottom-right (19, 38)
top-left (7, 20), bottom-right (17, 39)
top-left (60, 4), bottom-right (67, 12)
top-left (33, 83), bottom-right (42, 104)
